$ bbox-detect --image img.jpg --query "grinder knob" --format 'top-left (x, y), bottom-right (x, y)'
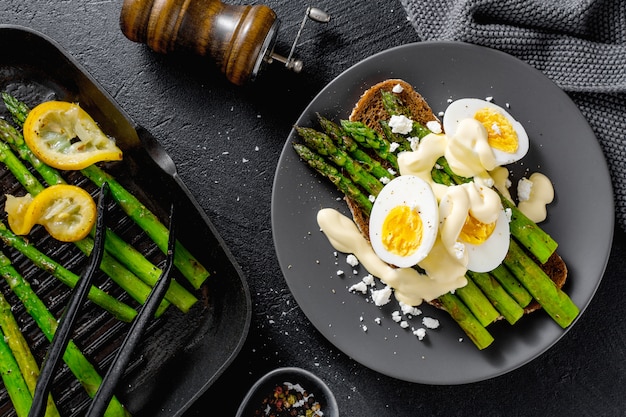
top-left (120, 0), bottom-right (280, 85)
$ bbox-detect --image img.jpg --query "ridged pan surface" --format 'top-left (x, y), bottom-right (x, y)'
top-left (0, 25), bottom-right (251, 417)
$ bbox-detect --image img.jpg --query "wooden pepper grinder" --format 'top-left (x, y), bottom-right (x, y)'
top-left (120, 0), bottom-right (330, 85)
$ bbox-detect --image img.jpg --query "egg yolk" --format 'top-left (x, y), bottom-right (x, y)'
top-left (459, 214), bottom-right (496, 245)
top-left (474, 108), bottom-right (518, 154)
top-left (382, 205), bottom-right (423, 257)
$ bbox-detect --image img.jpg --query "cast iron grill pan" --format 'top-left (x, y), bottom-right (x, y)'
top-left (0, 25), bottom-right (251, 417)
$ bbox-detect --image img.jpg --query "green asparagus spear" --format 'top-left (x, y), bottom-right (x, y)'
top-left (317, 115), bottom-right (393, 180)
top-left (340, 120), bottom-right (398, 169)
top-left (503, 240), bottom-right (579, 328)
top-left (0, 141), bottom-right (169, 316)
top-left (0, 252), bottom-right (131, 417)
top-left (2, 93), bottom-right (210, 290)
top-left (0, 119), bottom-right (198, 312)
top-left (490, 264), bottom-right (533, 308)
top-left (438, 293), bottom-right (494, 350)
top-left (0, 293), bottom-right (60, 417)
top-left (455, 276), bottom-right (501, 327)
top-left (467, 271), bottom-right (525, 325)
top-left (295, 126), bottom-right (384, 197)
top-left (293, 143), bottom-right (373, 214)
top-left (500, 195), bottom-right (558, 264)
top-left (0, 222), bottom-right (137, 322)
top-left (2, 92), bottom-right (29, 126)
top-left (81, 165), bottom-right (209, 289)
top-left (0, 326), bottom-right (32, 417)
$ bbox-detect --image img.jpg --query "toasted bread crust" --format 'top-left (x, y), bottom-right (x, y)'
top-left (347, 78), bottom-right (568, 318)
top-left (349, 79), bottom-right (439, 133)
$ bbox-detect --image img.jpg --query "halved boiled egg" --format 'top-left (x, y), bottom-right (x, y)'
top-left (439, 182), bottom-right (511, 273)
top-left (369, 175), bottom-right (439, 268)
top-left (443, 98), bottom-right (529, 166)
top-left (463, 208), bottom-right (511, 272)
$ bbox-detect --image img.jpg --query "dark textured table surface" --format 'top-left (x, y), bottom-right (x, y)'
top-left (1, 1), bottom-right (625, 416)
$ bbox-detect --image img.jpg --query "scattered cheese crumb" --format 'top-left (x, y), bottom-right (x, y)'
top-left (370, 286), bottom-right (393, 306)
top-left (362, 274), bottom-right (375, 286)
top-left (392, 83), bottom-right (404, 93)
top-left (413, 328), bottom-right (427, 340)
top-left (374, 317), bottom-right (382, 325)
top-left (349, 281), bottom-right (368, 294)
top-left (485, 96), bottom-right (493, 102)
top-left (389, 142), bottom-right (400, 152)
top-left (391, 311), bottom-right (402, 323)
top-left (426, 120), bottom-right (442, 134)
top-left (518, 177), bottom-right (533, 202)
top-left (336, 270), bottom-right (345, 276)
top-left (387, 167), bottom-right (397, 176)
top-left (380, 176), bottom-right (391, 185)
top-left (388, 114), bottom-right (414, 134)
top-left (368, 195), bottom-right (376, 203)
top-left (400, 321), bottom-right (409, 329)
top-left (422, 317), bottom-right (440, 329)
top-left (399, 302), bottom-right (422, 316)
top-left (346, 254), bottom-right (359, 267)
top-left (505, 207), bottom-right (513, 222)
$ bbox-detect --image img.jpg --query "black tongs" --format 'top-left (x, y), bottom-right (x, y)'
top-left (29, 182), bottom-right (111, 417)
top-left (28, 183), bottom-right (177, 417)
top-left (85, 201), bottom-right (176, 417)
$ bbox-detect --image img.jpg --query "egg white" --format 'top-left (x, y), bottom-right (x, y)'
top-left (443, 98), bottom-right (529, 166)
top-left (464, 208), bottom-right (511, 273)
top-left (369, 175), bottom-right (439, 268)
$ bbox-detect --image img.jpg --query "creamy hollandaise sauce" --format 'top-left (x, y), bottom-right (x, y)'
top-left (317, 208), bottom-right (467, 306)
top-left (315, 108), bottom-right (553, 306)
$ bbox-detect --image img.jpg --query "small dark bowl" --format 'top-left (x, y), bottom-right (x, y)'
top-left (235, 367), bottom-right (339, 417)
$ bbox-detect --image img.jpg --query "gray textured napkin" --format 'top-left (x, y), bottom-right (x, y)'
top-left (400, 0), bottom-right (626, 231)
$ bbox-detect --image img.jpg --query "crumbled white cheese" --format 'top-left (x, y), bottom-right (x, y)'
top-left (518, 177), bottom-right (533, 202)
top-left (371, 286), bottom-right (393, 306)
top-left (387, 167), bottom-right (397, 176)
top-left (426, 120), bottom-right (442, 134)
top-left (400, 321), bottom-right (409, 329)
top-left (408, 137), bottom-right (420, 151)
top-left (368, 194), bottom-right (376, 203)
top-left (485, 96), bottom-right (493, 102)
top-left (348, 281), bottom-right (367, 294)
top-left (388, 114), bottom-right (414, 134)
top-left (505, 207), bottom-right (513, 222)
top-left (422, 317), bottom-right (440, 329)
top-left (391, 311), bottom-right (402, 322)
top-left (392, 83), bottom-right (404, 93)
top-left (380, 176), bottom-right (391, 185)
top-left (413, 328), bottom-right (427, 340)
top-left (374, 317), bottom-right (382, 325)
top-left (346, 254), bottom-right (359, 267)
top-left (336, 270), bottom-right (345, 276)
top-left (399, 302), bottom-right (422, 316)
top-left (389, 142), bottom-right (400, 152)
top-left (362, 274), bottom-right (375, 286)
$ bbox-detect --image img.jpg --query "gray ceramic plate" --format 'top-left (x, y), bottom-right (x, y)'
top-left (271, 42), bottom-right (614, 384)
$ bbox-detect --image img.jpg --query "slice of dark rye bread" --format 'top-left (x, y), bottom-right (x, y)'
top-left (345, 78), bottom-right (568, 316)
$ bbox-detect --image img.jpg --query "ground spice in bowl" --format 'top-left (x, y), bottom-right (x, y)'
top-left (236, 367), bottom-right (338, 417)
top-left (254, 382), bottom-right (322, 417)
